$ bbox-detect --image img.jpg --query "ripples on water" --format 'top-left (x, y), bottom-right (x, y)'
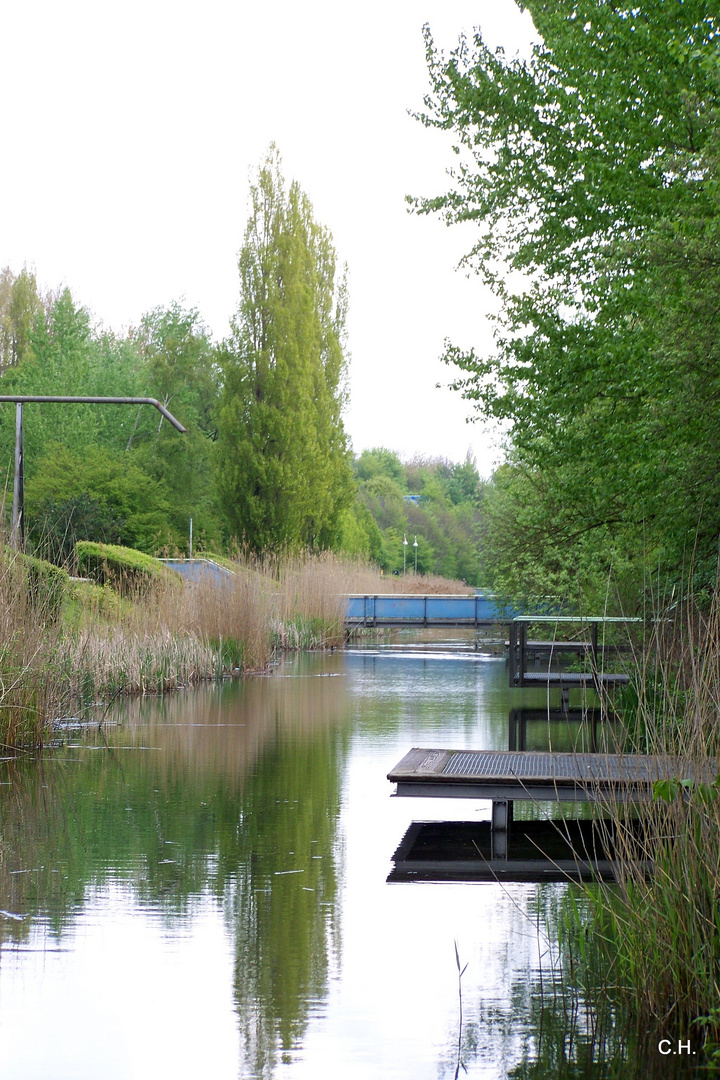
top-left (0, 632), bottom-right (700, 1078)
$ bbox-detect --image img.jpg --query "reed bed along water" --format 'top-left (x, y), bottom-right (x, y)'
top-left (567, 589), bottom-right (720, 1058)
top-left (0, 544), bottom-right (60, 749)
top-left (0, 545), bottom-right (472, 747)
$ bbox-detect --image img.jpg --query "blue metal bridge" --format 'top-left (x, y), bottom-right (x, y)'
top-left (344, 593), bottom-right (515, 627)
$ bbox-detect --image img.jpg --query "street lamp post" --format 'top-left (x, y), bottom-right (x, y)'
top-left (0, 396), bottom-right (187, 550)
top-left (414, 536), bottom-right (418, 574)
top-left (403, 534), bottom-right (408, 575)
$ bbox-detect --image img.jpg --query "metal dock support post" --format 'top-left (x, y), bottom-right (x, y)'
top-left (491, 799), bottom-right (513, 859)
top-left (509, 622), bottom-right (518, 685)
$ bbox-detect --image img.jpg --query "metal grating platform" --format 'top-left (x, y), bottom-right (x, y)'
top-left (520, 671), bottom-right (630, 686)
top-left (388, 748), bottom-right (716, 803)
top-left (441, 750), bottom-right (668, 782)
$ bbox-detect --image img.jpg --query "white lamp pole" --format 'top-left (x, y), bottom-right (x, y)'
top-left (403, 534), bottom-right (408, 574)
top-left (414, 536), bottom-right (418, 574)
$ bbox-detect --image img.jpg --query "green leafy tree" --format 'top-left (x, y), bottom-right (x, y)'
top-left (416, 1), bottom-right (720, 604)
top-left (26, 443), bottom-right (173, 558)
top-left (0, 288), bottom-right (144, 468)
top-left (355, 447), bottom-right (405, 487)
top-left (128, 302), bottom-right (223, 550)
top-left (217, 148), bottom-right (353, 552)
top-left (336, 498), bottom-right (384, 560)
top-left (447, 453), bottom-right (481, 507)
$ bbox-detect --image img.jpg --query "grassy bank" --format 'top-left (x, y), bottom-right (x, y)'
top-left (0, 543), bottom-right (472, 749)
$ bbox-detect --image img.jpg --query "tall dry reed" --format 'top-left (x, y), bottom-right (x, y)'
top-left (53, 550), bottom-right (398, 699)
top-left (0, 542), bottom-right (62, 749)
top-left (54, 568), bottom-right (270, 699)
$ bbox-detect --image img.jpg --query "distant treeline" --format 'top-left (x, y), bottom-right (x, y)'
top-left (0, 266), bottom-right (483, 583)
top-left (346, 447), bottom-right (482, 584)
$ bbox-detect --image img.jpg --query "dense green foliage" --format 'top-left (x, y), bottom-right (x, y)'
top-left (417, 0), bottom-right (720, 608)
top-left (217, 148), bottom-right (354, 553)
top-left (129, 302), bottom-right (223, 543)
top-left (349, 447), bottom-right (483, 582)
top-left (27, 444), bottom-right (174, 561)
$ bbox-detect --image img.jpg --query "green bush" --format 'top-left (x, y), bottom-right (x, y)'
top-left (75, 541), bottom-right (181, 594)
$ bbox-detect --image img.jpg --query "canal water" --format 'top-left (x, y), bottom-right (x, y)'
top-left (0, 635), bottom-right (696, 1078)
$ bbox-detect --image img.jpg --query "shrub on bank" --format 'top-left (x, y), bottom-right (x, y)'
top-left (64, 579), bottom-right (132, 625)
top-left (75, 541), bottom-right (181, 594)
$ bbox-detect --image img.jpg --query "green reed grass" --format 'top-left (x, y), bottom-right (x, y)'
top-left (565, 584), bottom-right (720, 1054)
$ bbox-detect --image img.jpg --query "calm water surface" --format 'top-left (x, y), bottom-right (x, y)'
top-left (0, 635), bottom-right (693, 1078)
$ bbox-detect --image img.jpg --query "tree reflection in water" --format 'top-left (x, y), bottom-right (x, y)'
top-left (0, 672), bottom-right (348, 1078)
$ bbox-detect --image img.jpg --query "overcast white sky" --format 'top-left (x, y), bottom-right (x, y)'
top-left (1, 0), bottom-right (536, 477)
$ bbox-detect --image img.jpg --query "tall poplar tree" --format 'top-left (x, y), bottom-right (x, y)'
top-left (217, 148), bottom-right (353, 551)
top-left (0, 266), bottom-right (46, 373)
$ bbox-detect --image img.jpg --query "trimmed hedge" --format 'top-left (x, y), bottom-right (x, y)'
top-left (75, 541), bottom-right (181, 594)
